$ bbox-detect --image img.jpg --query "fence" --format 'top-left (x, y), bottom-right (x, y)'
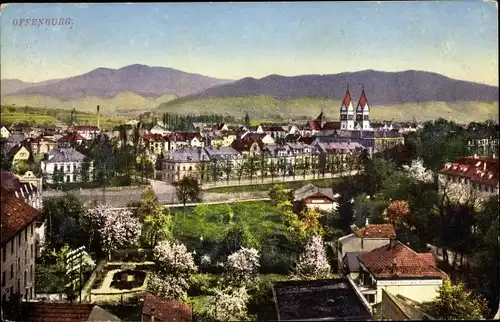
top-left (81, 259), bottom-right (107, 302)
top-left (34, 293), bottom-right (67, 301)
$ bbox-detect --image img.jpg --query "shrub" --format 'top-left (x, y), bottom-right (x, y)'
top-left (188, 274), bottom-right (218, 296)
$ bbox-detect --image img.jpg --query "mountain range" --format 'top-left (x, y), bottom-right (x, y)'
top-left (1, 65), bottom-right (498, 122)
top-left (2, 64), bottom-right (233, 100)
top-left (176, 69), bottom-right (498, 105)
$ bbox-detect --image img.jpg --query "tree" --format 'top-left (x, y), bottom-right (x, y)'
top-left (267, 159), bottom-right (278, 182)
top-left (259, 154), bottom-right (267, 183)
top-left (143, 206), bottom-right (173, 247)
top-left (402, 158), bottom-right (434, 183)
top-left (244, 156), bottom-right (258, 183)
top-left (0, 143), bottom-right (11, 170)
top-left (425, 277), bottom-right (489, 320)
top-left (268, 184), bottom-right (290, 206)
top-left (175, 176), bottom-right (202, 207)
top-left (79, 158), bottom-right (91, 183)
top-left (211, 159), bottom-right (221, 185)
top-left (223, 160), bottom-right (233, 184)
top-left (244, 112), bottom-right (250, 127)
top-left (148, 240), bottom-right (198, 301)
top-left (383, 200), bottom-right (410, 229)
top-left (219, 221), bottom-right (259, 258)
top-left (89, 205), bottom-right (142, 259)
top-left (210, 286), bottom-right (251, 321)
top-left (225, 247), bottom-right (260, 288)
top-left (137, 187), bottom-right (159, 220)
top-left (293, 235), bottom-right (331, 280)
top-left (299, 206), bottom-right (324, 237)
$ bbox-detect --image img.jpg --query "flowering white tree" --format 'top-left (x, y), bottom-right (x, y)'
top-left (89, 204), bottom-right (142, 259)
top-left (210, 286), bottom-right (250, 321)
top-left (402, 158), bottom-right (434, 183)
top-left (148, 240), bottom-right (198, 300)
top-left (294, 235), bottom-right (331, 280)
top-left (226, 247), bottom-right (260, 287)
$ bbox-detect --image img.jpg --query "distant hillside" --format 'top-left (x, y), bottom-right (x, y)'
top-left (157, 96), bottom-right (499, 124)
top-left (1, 78), bottom-right (63, 95)
top-left (3, 64), bottom-right (234, 100)
top-left (0, 92), bottom-right (178, 117)
top-left (175, 70), bottom-right (498, 105)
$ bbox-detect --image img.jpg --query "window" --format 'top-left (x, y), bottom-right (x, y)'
top-left (73, 174), bottom-right (76, 182)
top-left (30, 223), bottom-right (33, 236)
top-left (18, 234), bottom-right (21, 247)
top-left (17, 258), bottom-right (20, 271)
top-left (66, 165), bottom-right (70, 172)
top-left (2, 294), bottom-right (5, 304)
top-left (363, 115), bottom-right (369, 120)
top-left (30, 265), bottom-right (33, 281)
top-left (17, 279), bottom-right (20, 293)
top-left (10, 241), bottom-right (13, 254)
top-left (189, 166), bottom-right (192, 171)
top-left (66, 175), bottom-right (70, 182)
top-left (25, 230), bottom-right (27, 243)
top-left (10, 264), bottom-right (14, 278)
top-left (25, 250), bottom-right (27, 264)
top-left (31, 244), bottom-right (33, 258)
top-left (2, 272), bottom-right (5, 286)
top-left (24, 271), bottom-right (27, 287)
top-left (365, 294), bottom-right (376, 304)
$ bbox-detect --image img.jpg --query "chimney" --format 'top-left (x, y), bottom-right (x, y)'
top-left (97, 105), bottom-right (100, 130)
top-left (391, 258), bottom-right (397, 275)
top-left (474, 154), bottom-right (478, 159)
top-left (365, 217), bottom-right (369, 226)
top-left (483, 162), bottom-right (487, 172)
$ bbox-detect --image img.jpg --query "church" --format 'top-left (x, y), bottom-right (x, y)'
top-left (312, 87), bottom-right (404, 153)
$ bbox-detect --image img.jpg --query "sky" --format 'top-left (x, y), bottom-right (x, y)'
top-left (0, 2), bottom-right (498, 86)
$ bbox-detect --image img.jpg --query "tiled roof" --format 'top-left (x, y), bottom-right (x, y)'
top-left (142, 292), bottom-right (192, 322)
top-left (167, 147), bottom-right (205, 162)
top-left (294, 183), bottom-right (338, 201)
top-left (316, 141), bottom-right (365, 154)
top-left (439, 156), bottom-right (499, 186)
top-left (46, 147), bottom-right (86, 163)
top-left (358, 89), bottom-right (368, 108)
top-left (1, 170), bottom-right (38, 197)
top-left (358, 240), bottom-right (447, 279)
top-left (1, 187), bottom-right (42, 245)
top-left (342, 89), bottom-right (352, 107)
top-left (31, 134), bottom-right (57, 143)
top-left (354, 224), bottom-right (396, 238)
top-left (284, 133), bottom-right (301, 142)
top-left (306, 120), bottom-right (322, 130)
top-left (58, 133), bottom-right (85, 142)
top-left (261, 125), bottom-right (286, 132)
top-left (204, 146), bottom-right (241, 158)
top-left (322, 121), bottom-right (341, 130)
top-left (142, 133), bottom-right (165, 142)
top-left (22, 302), bottom-right (95, 322)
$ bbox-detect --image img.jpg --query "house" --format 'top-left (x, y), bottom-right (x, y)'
top-left (337, 222), bottom-right (396, 277)
top-left (161, 147), bottom-right (209, 183)
top-left (231, 137), bottom-right (266, 157)
top-left (0, 125), bottom-right (11, 139)
top-left (319, 121), bottom-right (341, 136)
top-left (142, 133), bottom-right (168, 156)
top-left (257, 125), bottom-right (287, 139)
top-left (0, 187), bottom-right (42, 303)
top-left (438, 155), bottom-right (499, 209)
top-left (41, 147), bottom-right (91, 184)
top-left (355, 239), bottom-right (447, 306)
top-left (6, 143), bottom-right (32, 165)
top-left (209, 130), bottom-right (237, 147)
top-left (293, 183), bottom-right (340, 212)
top-left (29, 135), bottom-right (58, 155)
top-left (20, 302), bottom-right (120, 322)
top-left (141, 292), bottom-right (192, 322)
top-left (204, 146), bottom-right (242, 164)
top-left (272, 278), bottom-right (372, 321)
top-left (70, 125), bottom-right (100, 140)
top-left (379, 289), bottom-right (435, 320)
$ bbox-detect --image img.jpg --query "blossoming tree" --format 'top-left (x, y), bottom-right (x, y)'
top-left (89, 204), bottom-right (142, 259)
top-left (210, 286), bottom-right (251, 321)
top-left (402, 158), bottom-right (434, 183)
top-left (226, 247), bottom-right (260, 288)
top-left (148, 240), bottom-right (198, 300)
top-left (293, 235), bottom-right (331, 280)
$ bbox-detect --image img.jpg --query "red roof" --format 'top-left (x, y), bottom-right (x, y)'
top-left (142, 292), bottom-right (192, 322)
top-left (1, 187), bottom-right (42, 245)
top-left (165, 132), bottom-right (201, 142)
top-left (354, 224), bottom-right (396, 238)
top-left (359, 241), bottom-right (447, 279)
top-left (358, 89), bottom-right (368, 108)
top-left (22, 302), bottom-right (94, 322)
top-left (143, 133), bottom-right (165, 142)
top-left (439, 156), bottom-right (499, 186)
top-left (342, 89), bottom-right (352, 107)
top-left (58, 133), bottom-right (85, 142)
top-left (31, 134), bottom-right (57, 143)
top-left (307, 120), bottom-right (322, 130)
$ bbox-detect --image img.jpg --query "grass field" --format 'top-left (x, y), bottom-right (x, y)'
top-left (0, 105), bottom-right (125, 129)
top-left (204, 177), bottom-right (339, 193)
top-left (157, 96), bottom-right (499, 123)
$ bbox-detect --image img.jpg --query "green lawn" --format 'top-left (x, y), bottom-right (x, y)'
top-left (204, 177), bottom-right (339, 193)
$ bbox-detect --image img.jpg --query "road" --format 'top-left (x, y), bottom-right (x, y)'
top-left (103, 197), bottom-right (271, 210)
top-left (41, 170), bottom-right (358, 207)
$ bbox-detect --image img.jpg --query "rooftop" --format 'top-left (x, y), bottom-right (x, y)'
top-left (142, 292), bottom-right (192, 322)
top-left (358, 240), bottom-right (447, 279)
top-left (272, 278), bottom-right (372, 321)
top-left (1, 187), bottom-right (42, 245)
top-left (354, 224), bottom-right (396, 239)
top-left (440, 155), bottom-right (499, 186)
top-left (294, 183), bottom-right (339, 201)
top-left (46, 147), bottom-right (87, 163)
top-left (21, 302), bottom-right (119, 322)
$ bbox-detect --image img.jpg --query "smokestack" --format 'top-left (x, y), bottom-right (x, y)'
top-left (97, 105), bottom-right (100, 130)
top-left (365, 217), bottom-right (369, 226)
top-left (391, 258), bottom-right (397, 275)
top-left (484, 162), bottom-right (487, 172)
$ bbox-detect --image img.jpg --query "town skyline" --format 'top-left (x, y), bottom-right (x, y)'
top-left (0, 1), bottom-right (498, 86)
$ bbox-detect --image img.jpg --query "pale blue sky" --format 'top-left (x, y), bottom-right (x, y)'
top-left (0, 2), bottom-right (498, 85)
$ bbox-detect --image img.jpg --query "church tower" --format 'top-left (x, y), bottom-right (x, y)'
top-left (356, 87), bottom-right (370, 130)
top-left (340, 87), bottom-right (354, 130)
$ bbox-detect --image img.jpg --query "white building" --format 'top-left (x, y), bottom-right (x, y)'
top-left (41, 147), bottom-right (92, 184)
top-left (293, 183), bottom-right (340, 213)
top-left (0, 125), bottom-right (11, 139)
top-left (1, 190), bottom-right (41, 303)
